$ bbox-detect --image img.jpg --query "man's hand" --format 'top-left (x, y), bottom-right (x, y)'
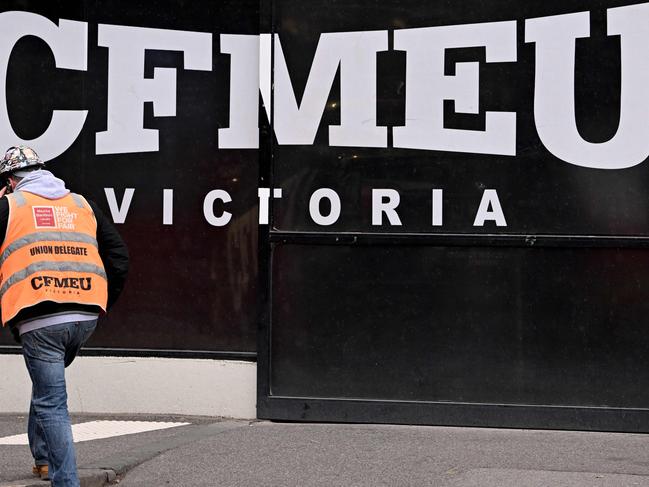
top-left (0, 186), bottom-right (7, 198)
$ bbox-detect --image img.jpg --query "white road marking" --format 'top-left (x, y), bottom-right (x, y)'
top-left (0, 420), bottom-right (190, 445)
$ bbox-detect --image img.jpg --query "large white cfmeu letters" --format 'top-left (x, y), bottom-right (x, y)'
top-left (0, 13), bottom-right (213, 160)
top-left (220, 31), bottom-right (387, 149)
top-left (3, 4), bottom-right (649, 168)
top-left (274, 31), bottom-right (387, 147)
top-left (394, 20), bottom-right (517, 156)
top-left (526, 3), bottom-right (649, 169)
top-left (96, 24), bottom-right (212, 154)
top-left (214, 2), bottom-right (649, 165)
top-left (0, 12), bottom-right (88, 162)
top-left (218, 34), bottom-right (265, 149)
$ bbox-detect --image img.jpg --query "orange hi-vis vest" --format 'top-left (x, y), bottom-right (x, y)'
top-left (0, 191), bottom-right (108, 326)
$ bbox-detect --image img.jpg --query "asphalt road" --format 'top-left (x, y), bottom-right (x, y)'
top-left (119, 422), bottom-right (649, 486)
top-left (0, 413), bottom-right (220, 484)
top-left (2, 415), bottom-right (649, 486)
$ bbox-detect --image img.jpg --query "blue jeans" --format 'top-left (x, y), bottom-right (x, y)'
top-left (21, 319), bottom-right (97, 487)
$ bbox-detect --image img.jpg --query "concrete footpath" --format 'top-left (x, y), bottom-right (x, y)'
top-left (1, 414), bottom-right (649, 486)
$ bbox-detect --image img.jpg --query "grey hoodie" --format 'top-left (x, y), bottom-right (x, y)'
top-left (15, 169), bottom-right (69, 199)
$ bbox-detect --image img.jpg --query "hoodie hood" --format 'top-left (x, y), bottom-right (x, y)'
top-left (14, 170), bottom-right (69, 199)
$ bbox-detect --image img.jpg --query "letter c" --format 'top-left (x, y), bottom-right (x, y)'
top-left (31, 276), bottom-right (43, 289)
top-left (0, 12), bottom-right (88, 161)
top-left (203, 190), bottom-right (232, 226)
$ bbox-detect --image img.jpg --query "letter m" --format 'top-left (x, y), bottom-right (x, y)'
top-left (273, 31), bottom-right (387, 148)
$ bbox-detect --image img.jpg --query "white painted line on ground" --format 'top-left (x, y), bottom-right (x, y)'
top-left (0, 420), bottom-right (190, 445)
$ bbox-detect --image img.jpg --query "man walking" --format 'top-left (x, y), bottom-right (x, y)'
top-left (0, 145), bottom-right (129, 486)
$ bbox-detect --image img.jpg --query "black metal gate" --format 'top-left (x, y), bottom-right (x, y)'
top-left (257, 0), bottom-right (649, 432)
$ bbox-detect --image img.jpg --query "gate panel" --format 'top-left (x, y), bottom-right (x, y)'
top-left (259, 0), bottom-right (649, 430)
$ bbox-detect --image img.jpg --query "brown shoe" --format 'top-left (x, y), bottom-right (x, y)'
top-left (32, 464), bottom-right (49, 480)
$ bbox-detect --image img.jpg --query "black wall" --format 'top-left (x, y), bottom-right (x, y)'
top-left (0, 0), bottom-right (259, 356)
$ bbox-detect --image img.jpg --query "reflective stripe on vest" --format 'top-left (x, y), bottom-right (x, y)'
top-left (12, 191), bottom-right (26, 207)
top-left (71, 193), bottom-right (85, 209)
top-left (0, 232), bottom-right (99, 266)
top-left (0, 261), bottom-right (107, 299)
top-left (0, 191), bottom-right (107, 325)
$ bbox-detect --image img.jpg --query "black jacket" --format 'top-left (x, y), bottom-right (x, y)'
top-left (0, 194), bottom-right (129, 340)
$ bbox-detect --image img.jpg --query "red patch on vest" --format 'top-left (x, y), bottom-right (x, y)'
top-left (33, 207), bottom-right (56, 228)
